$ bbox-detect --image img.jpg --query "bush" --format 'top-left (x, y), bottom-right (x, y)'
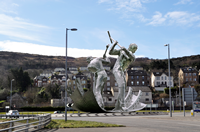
top-left (20, 106), bottom-right (66, 111)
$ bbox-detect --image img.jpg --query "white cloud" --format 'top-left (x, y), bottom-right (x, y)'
top-left (147, 12), bottom-right (166, 25)
top-left (148, 11), bottom-right (200, 26)
top-left (99, 0), bottom-right (156, 12)
top-left (0, 14), bottom-right (50, 42)
top-left (0, 41), bottom-right (142, 58)
top-left (0, 0), bottom-right (19, 14)
top-left (98, 0), bottom-right (113, 3)
top-left (0, 41), bottom-right (107, 58)
top-left (99, 0), bottom-right (156, 25)
top-left (174, 0), bottom-right (193, 5)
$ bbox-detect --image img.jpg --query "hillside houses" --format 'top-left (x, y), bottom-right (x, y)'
top-left (33, 65), bottom-right (200, 107)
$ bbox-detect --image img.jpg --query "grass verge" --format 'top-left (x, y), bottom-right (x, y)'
top-left (45, 120), bottom-right (125, 128)
top-left (0, 111), bottom-right (84, 115)
top-left (0, 119), bottom-right (12, 130)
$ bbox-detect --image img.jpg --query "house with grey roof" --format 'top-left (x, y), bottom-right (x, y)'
top-left (178, 67), bottom-right (199, 87)
top-left (33, 76), bottom-right (48, 87)
top-left (151, 72), bottom-right (174, 91)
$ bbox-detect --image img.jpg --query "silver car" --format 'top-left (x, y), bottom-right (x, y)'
top-left (6, 110), bottom-right (20, 118)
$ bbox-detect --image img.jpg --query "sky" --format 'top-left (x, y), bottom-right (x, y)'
top-left (0, 0), bottom-right (200, 59)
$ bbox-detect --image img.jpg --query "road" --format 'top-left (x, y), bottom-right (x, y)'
top-left (35, 112), bottom-right (200, 132)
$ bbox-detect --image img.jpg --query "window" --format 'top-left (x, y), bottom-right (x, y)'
top-left (82, 80), bottom-right (86, 84)
top-left (156, 82), bottom-right (160, 86)
top-left (186, 73), bottom-right (188, 76)
top-left (131, 81), bottom-right (134, 85)
top-left (145, 98), bottom-right (149, 101)
top-left (107, 77), bottom-right (110, 80)
top-left (156, 77), bottom-right (160, 80)
top-left (146, 92), bottom-right (149, 96)
top-left (73, 86), bottom-right (75, 89)
top-left (69, 82), bottom-right (71, 85)
top-left (107, 82), bottom-right (110, 86)
top-left (165, 76), bottom-right (167, 80)
top-left (161, 77), bottom-right (163, 80)
top-left (193, 73), bottom-right (196, 76)
top-left (142, 76), bottom-right (144, 79)
top-left (194, 78), bottom-right (196, 81)
top-left (115, 82), bottom-right (118, 86)
top-left (73, 81), bottom-right (75, 84)
top-left (142, 81), bottom-right (145, 85)
top-left (137, 81), bottom-right (139, 85)
top-left (186, 78), bottom-right (188, 81)
top-left (131, 76), bottom-right (133, 79)
top-left (107, 87), bottom-right (110, 91)
top-left (137, 76), bottom-right (139, 79)
top-left (190, 78), bottom-right (192, 81)
top-left (108, 98), bottom-right (112, 101)
top-left (189, 73), bottom-right (191, 76)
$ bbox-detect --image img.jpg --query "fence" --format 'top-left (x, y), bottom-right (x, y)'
top-left (0, 113), bottom-right (51, 132)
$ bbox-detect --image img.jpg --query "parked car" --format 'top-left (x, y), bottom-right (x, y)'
top-left (53, 111), bottom-right (64, 114)
top-left (6, 110), bottom-right (20, 118)
top-left (194, 102), bottom-right (200, 113)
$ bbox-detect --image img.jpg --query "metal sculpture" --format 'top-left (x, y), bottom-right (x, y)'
top-left (86, 44), bottom-right (111, 109)
top-left (67, 31), bottom-right (146, 113)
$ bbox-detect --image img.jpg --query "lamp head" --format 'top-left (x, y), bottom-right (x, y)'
top-left (12, 79), bottom-right (14, 81)
top-left (70, 28), bottom-right (77, 31)
top-left (164, 44), bottom-right (169, 46)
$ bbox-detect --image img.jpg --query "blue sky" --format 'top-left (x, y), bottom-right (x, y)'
top-left (0, 0), bottom-right (200, 59)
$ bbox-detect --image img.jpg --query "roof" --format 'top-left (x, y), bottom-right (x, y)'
top-left (54, 68), bottom-right (65, 72)
top-left (34, 76), bottom-right (47, 81)
top-left (152, 72), bottom-right (173, 76)
top-left (130, 86), bottom-right (152, 92)
top-left (181, 67), bottom-right (198, 73)
top-left (51, 74), bottom-right (67, 80)
top-left (112, 86), bottom-right (151, 92)
top-left (127, 70), bottom-right (147, 76)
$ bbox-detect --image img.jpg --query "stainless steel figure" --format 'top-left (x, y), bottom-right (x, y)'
top-left (109, 37), bottom-right (137, 111)
top-left (86, 45), bottom-right (111, 108)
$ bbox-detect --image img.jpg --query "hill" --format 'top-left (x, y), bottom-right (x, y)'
top-left (0, 51), bottom-right (200, 89)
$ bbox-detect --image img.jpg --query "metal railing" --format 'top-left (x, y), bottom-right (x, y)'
top-left (0, 113), bottom-right (51, 132)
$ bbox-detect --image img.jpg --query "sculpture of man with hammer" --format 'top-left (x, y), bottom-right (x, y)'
top-left (86, 44), bottom-right (111, 108)
top-left (108, 31), bottom-right (138, 111)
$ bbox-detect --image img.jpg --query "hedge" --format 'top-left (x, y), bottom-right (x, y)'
top-left (20, 106), bottom-right (68, 111)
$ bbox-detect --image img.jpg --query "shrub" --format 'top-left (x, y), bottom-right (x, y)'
top-left (20, 106), bottom-right (66, 111)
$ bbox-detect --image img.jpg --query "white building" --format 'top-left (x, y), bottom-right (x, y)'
top-left (151, 72), bottom-right (174, 91)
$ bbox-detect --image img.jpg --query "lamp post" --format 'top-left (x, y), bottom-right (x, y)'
top-left (179, 77), bottom-right (181, 112)
top-left (65, 28), bottom-right (77, 121)
top-left (164, 44), bottom-right (172, 117)
top-left (10, 79), bottom-right (14, 109)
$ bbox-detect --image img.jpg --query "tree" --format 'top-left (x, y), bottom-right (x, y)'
top-left (164, 87), bottom-right (177, 97)
top-left (9, 67), bottom-right (31, 92)
top-left (194, 84), bottom-right (200, 101)
top-left (44, 83), bottom-right (61, 99)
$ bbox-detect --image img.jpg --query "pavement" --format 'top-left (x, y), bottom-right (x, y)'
top-left (35, 112), bottom-right (200, 132)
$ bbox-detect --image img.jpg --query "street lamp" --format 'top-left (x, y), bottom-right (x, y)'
top-left (10, 79), bottom-right (14, 109)
top-left (65, 28), bottom-right (77, 121)
top-left (178, 77), bottom-right (181, 112)
top-left (164, 44), bottom-right (172, 117)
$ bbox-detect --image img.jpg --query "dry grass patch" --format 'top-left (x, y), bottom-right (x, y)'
top-left (45, 120), bottom-right (125, 128)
